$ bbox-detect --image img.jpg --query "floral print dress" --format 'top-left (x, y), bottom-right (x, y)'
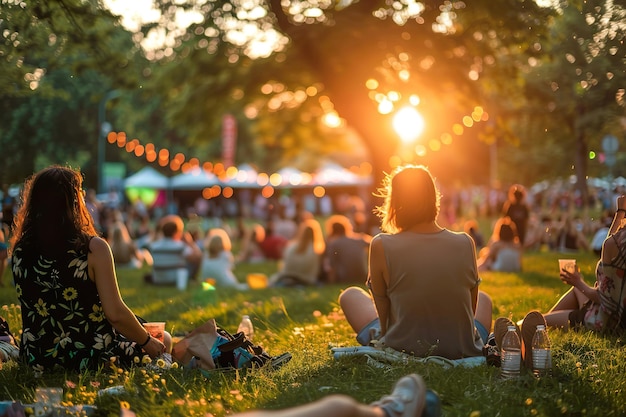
top-left (12, 241), bottom-right (143, 373)
top-left (585, 228), bottom-right (626, 333)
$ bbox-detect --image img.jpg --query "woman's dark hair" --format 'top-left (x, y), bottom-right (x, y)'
top-left (375, 165), bottom-right (440, 233)
top-left (10, 165), bottom-right (98, 255)
top-left (492, 216), bottom-right (519, 243)
top-left (508, 184), bottom-right (526, 203)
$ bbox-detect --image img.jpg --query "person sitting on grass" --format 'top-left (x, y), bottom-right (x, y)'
top-left (146, 214), bottom-right (202, 290)
top-left (477, 216), bottom-right (523, 273)
top-left (339, 164), bottom-right (493, 360)
top-left (541, 194), bottom-right (626, 334)
top-left (323, 215), bottom-right (371, 284)
top-left (237, 223), bottom-right (267, 264)
top-left (200, 228), bottom-right (248, 290)
top-left (0, 316), bottom-right (18, 362)
top-left (108, 220), bottom-right (151, 270)
top-left (10, 165), bottom-right (170, 374)
top-left (0, 229), bottom-right (8, 287)
top-left (491, 195), bottom-right (626, 370)
top-left (269, 218), bottom-right (325, 287)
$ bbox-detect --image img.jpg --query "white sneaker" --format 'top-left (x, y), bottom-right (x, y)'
top-left (371, 374), bottom-right (426, 417)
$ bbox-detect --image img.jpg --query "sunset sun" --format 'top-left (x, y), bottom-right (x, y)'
top-left (393, 106), bottom-right (425, 144)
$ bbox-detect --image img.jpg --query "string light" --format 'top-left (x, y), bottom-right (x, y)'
top-left (109, 105), bottom-right (487, 186)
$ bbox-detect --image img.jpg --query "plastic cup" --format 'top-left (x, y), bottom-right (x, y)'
top-left (143, 322), bottom-right (166, 342)
top-left (35, 387), bottom-right (63, 406)
top-left (558, 259), bottom-right (576, 273)
top-left (247, 273), bottom-right (268, 289)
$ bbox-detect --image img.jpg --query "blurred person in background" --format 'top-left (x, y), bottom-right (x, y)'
top-left (260, 219), bottom-right (288, 261)
top-left (0, 229), bottom-right (7, 287)
top-left (1, 184), bottom-right (16, 238)
top-left (146, 214), bottom-right (202, 290)
top-left (84, 188), bottom-right (103, 235)
top-left (237, 223), bottom-right (267, 264)
top-left (108, 221), bottom-right (151, 269)
top-left (463, 219), bottom-right (485, 251)
top-left (555, 214), bottom-right (591, 254)
top-left (200, 228), bottom-right (247, 290)
top-left (502, 184), bottom-right (530, 246)
top-left (270, 218), bottom-right (326, 286)
top-left (477, 216), bottom-right (522, 273)
top-left (323, 215), bottom-right (371, 284)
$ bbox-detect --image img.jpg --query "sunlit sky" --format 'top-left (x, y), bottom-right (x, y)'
top-left (103, 0), bottom-right (161, 32)
top-left (103, 0), bottom-right (203, 50)
top-left (104, 0), bottom-right (285, 58)
top-left (104, 0), bottom-right (557, 32)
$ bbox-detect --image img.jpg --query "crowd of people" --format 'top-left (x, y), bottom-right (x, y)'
top-left (0, 164), bottom-right (625, 417)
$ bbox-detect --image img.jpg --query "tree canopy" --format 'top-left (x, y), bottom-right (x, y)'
top-left (1, 0), bottom-right (625, 195)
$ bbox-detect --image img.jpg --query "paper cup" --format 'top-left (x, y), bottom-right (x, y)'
top-left (247, 273), bottom-right (268, 289)
top-left (143, 322), bottom-right (166, 342)
top-left (558, 259), bottom-right (576, 273)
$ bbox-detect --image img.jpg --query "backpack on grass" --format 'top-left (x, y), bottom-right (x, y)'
top-left (171, 319), bottom-right (291, 372)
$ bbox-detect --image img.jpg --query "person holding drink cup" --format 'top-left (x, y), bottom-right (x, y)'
top-left (10, 166), bottom-right (170, 373)
top-left (540, 194), bottom-right (626, 333)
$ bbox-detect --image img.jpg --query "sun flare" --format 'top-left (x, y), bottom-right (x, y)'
top-left (393, 106), bottom-right (425, 144)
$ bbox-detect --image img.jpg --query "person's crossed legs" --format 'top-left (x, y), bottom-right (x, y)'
top-left (339, 287), bottom-right (493, 346)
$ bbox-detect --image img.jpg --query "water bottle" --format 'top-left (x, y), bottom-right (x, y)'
top-left (237, 315), bottom-right (254, 340)
top-left (500, 325), bottom-right (521, 379)
top-left (531, 324), bottom-right (552, 377)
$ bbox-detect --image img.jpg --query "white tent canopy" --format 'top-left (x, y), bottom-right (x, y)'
top-left (224, 163), bottom-right (260, 188)
top-left (313, 162), bottom-right (372, 187)
top-left (124, 166), bottom-right (169, 189)
top-left (276, 166), bottom-right (314, 188)
top-left (171, 168), bottom-right (220, 190)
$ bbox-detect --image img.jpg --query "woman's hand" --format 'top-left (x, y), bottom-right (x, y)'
top-left (142, 336), bottom-right (167, 358)
top-left (559, 267), bottom-right (584, 289)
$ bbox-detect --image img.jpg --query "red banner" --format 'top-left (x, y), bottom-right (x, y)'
top-left (222, 114), bottom-right (237, 168)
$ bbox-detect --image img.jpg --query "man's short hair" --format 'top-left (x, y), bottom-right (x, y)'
top-left (160, 215), bottom-right (184, 238)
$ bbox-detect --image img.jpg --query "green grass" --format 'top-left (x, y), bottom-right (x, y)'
top-left (1, 249), bottom-right (625, 417)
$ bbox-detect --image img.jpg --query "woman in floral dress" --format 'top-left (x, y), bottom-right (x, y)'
top-left (10, 165), bottom-right (167, 373)
top-left (544, 194), bottom-right (626, 334)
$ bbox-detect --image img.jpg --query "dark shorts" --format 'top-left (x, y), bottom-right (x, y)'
top-left (356, 318), bottom-right (489, 346)
top-left (568, 301), bottom-right (592, 330)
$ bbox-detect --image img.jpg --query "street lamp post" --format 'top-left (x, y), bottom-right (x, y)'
top-left (97, 90), bottom-right (121, 194)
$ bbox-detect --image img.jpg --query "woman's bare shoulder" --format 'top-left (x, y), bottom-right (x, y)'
top-left (89, 236), bottom-right (111, 254)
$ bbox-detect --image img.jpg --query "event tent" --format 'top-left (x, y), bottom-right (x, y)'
top-left (171, 168), bottom-right (220, 190)
top-left (313, 162), bottom-right (372, 187)
top-left (223, 163), bottom-right (259, 188)
top-left (123, 166), bottom-right (169, 189)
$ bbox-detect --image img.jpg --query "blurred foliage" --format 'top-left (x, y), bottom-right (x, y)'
top-left (499, 0), bottom-right (626, 190)
top-left (0, 0), bottom-right (142, 187)
top-left (1, 0), bottom-right (625, 194)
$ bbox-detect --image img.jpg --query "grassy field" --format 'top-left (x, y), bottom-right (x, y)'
top-left (0, 249), bottom-right (624, 417)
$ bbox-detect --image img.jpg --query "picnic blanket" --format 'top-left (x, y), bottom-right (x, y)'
top-left (331, 345), bottom-right (486, 369)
